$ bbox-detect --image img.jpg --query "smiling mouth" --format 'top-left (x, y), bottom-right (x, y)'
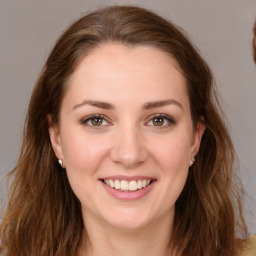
top-left (101, 179), bottom-right (154, 192)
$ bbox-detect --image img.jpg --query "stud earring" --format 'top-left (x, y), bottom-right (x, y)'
top-left (58, 159), bottom-right (63, 167)
top-left (189, 157), bottom-right (195, 166)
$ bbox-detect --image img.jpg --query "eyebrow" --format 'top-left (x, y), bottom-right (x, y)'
top-left (142, 99), bottom-right (183, 110)
top-left (72, 100), bottom-right (114, 110)
top-left (72, 99), bottom-right (183, 111)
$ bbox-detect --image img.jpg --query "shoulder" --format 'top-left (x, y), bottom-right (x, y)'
top-left (239, 235), bottom-right (256, 256)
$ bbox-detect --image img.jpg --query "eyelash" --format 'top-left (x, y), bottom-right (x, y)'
top-left (146, 114), bottom-right (176, 128)
top-left (80, 114), bottom-right (110, 127)
top-left (80, 114), bottom-right (176, 128)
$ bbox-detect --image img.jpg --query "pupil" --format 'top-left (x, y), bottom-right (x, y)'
top-left (92, 118), bottom-right (103, 126)
top-left (153, 117), bottom-right (163, 126)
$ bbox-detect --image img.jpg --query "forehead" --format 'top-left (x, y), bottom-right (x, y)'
top-left (71, 43), bottom-right (184, 79)
top-left (64, 43), bottom-right (189, 109)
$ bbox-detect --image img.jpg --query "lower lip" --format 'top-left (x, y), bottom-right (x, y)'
top-left (101, 181), bottom-right (156, 200)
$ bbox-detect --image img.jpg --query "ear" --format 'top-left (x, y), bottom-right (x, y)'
top-left (48, 115), bottom-right (64, 162)
top-left (191, 120), bottom-right (205, 157)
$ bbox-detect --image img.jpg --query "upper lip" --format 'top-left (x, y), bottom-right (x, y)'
top-left (99, 175), bottom-right (156, 181)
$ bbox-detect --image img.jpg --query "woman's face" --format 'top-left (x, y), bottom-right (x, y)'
top-left (49, 43), bottom-right (204, 230)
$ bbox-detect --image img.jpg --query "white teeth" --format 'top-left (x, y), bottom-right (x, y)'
top-left (114, 180), bottom-right (120, 189)
top-left (103, 179), bottom-right (152, 191)
top-left (137, 180), bottom-right (142, 189)
top-left (109, 179), bottom-right (114, 188)
top-left (129, 180), bottom-right (137, 191)
top-left (120, 180), bottom-right (129, 191)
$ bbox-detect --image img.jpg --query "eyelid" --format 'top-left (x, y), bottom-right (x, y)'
top-left (145, 113), bottom-right (176, 127)
top-left (80, 114), bottom-right (111, 127)
top-left (80, 113), bottom-right (175, 128)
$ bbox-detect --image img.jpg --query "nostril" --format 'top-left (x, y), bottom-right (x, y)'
top-left (109, 144), bottom-right (148, 168)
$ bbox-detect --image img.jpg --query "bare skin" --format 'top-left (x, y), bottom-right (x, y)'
top-left (49, 43), bottom-right (205, 256)
top-left (78, 211), bottom-right (174, 256)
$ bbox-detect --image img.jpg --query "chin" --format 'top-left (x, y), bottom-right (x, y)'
top-left (102, 207), bottom-right (155, 231)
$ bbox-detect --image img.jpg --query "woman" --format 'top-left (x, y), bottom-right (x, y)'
top-left (0, 5), bottom-right (254, 256)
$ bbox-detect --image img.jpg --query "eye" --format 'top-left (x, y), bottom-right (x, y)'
top-left (146, 114), bottom-right (175, 127)
top-left (80, 114), bottom-right (110, 127)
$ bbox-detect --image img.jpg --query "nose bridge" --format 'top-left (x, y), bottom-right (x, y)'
top-left (110, 122), bottom-right (147, 168)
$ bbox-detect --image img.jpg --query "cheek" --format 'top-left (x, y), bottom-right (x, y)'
top-left (148, 132), bottom-right (192, 202)
top-left (61, 130), bottom-right (110, 178)
top-left (149, 132), bottom-right (192, 171)
top-left (60, 131), bottom-right (111, 207)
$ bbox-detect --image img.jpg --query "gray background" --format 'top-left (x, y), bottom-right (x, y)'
top-left (1, 0), bottom-right (256, 233)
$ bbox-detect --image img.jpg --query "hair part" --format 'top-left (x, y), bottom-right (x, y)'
top-left (0, 5), bottom-right (248, 256)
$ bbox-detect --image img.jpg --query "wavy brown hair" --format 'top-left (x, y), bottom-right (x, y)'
top-left (0, 5), bottom-right (248, 256)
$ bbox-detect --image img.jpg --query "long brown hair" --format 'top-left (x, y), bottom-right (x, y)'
top-left (0, 5), bottom-right (248, 256)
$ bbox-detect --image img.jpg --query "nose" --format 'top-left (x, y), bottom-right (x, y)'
top-left (110, 125), bottom-right (148, 168)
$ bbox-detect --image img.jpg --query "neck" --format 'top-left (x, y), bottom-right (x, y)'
top-left (78, 211), bottom-right (175, 256)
